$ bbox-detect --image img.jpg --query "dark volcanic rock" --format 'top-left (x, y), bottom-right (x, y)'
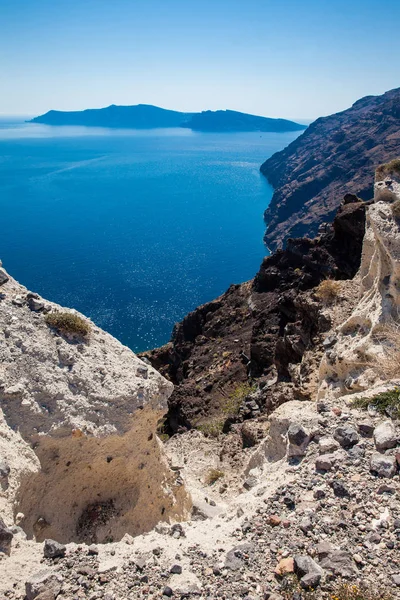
top-left (142, 200), bottom-right (366, 432)
top-left (260, 87), bottom-right (400, 250)
top-left (43, 539), bottom-right (66, 559)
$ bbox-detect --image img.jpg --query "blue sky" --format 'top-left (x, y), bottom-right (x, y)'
top-left (1, 0), bottom-right (400, 119)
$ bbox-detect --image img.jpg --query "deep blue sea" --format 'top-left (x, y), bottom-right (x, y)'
top-left (0, 118), bottom-right (300, 351)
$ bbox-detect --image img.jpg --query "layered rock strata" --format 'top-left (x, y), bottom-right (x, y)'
top-left (260, 87), bottom-right (400, 250)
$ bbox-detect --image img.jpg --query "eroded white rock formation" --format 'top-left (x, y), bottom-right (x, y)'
top-left (0, 267), bottom-right (190, 543)
top-left (319, 174), bottom-right (400, 399)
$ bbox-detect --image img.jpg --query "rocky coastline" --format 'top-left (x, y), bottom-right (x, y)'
top-left (1, 144), bottom-right (400, 598)
top-left (260, 87), bottom-right (400, 251)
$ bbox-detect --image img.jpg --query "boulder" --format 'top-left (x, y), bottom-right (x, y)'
top-left (287, 423), bottom-right (309, 447)
top-left (333, 425), bottom-right (359, 448)
top-left (275, 557), bottom-right (294, 576)
top-left (0, 460), bottom-right (10, 479)
top-left (294, 555), bottom-right (323, 588)
top-left (373, 421), bottom-right (398, 451)
top-left (25, 569), bottom-right (63, 600)
top-left (358, 421), bottom-right (374, 436)
top-left (315, 454), bottom-right (336, 471)
top-left (316, 541), bottom-right (335, 560)
top-left (43, 539), bottom-right (66, 559)
top-left (319, 549), bottom-right (356, 578)
top-left (318, 437), bottom-right (340, 454)
top-left (170, 564), bottom-right (182, 575)
top-left (370, 453), bottom-right (397, 478)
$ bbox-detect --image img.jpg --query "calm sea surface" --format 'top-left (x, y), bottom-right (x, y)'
top-left (0, 119), bottom-right (300, 351)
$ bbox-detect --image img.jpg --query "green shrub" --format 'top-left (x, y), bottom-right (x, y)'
top-left (352, 387), bottom-right (400, 419)
top-left (197, 382), bottom-right (255, 437)
top-left (197, 420), bottom-right (224, 438)
top-left (222, 382), bottom-right (256, 417)
top-left (45, 311), bottom-right (90, 337)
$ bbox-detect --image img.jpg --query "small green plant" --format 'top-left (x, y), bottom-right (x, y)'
top-left (375, 158), bottom-right (400, 182)
top-left (222, 382), bottom-right (256, 417)
top-left (205, 468), bottom-right (224, 485)
top-left (45, 311), bottom-right (90, 337)
top-left (197, 382), bottom-right (255, 437)
top-left (315, 279), bottom-right (341, 304)
top-left (197, 420), bottom-right (224, 438)
top-left (352, 387), bottom-right (400, 419)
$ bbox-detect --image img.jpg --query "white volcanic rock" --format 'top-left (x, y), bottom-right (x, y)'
top-left (0, 266), bottom-right (189, 544)
top-left (373, 420), bottom-right (398, 451)
top-left (318, 175), bottom-right (400, 400)
top-left (0, 270), bottom-right (172, 439)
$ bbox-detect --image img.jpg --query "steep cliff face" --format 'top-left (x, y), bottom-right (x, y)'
top-left (144, 198), bottom-right (367, 432)
top-left (319, 172), bottom-right (400, 399)
top-left (261, 87), bottom-right (400, 250)
top-left (0, 268), bottom-right (189, 543)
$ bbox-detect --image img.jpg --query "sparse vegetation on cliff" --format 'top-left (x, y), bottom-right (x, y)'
top-left (45, 311), bottom-right (90, 337)
top-left (315, 279), bottom-right (340, 304)
top-left (375, 158), bottom-right (400, 181)
top-left (205, 468), bottom-right (224, 485)
top-left (376, 187), bottom-right (398, 203)
top-left (352, 387), bottom-right (400, 419)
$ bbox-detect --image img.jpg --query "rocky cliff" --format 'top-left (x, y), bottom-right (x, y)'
top-left (143, 195), bottom-right (367, 433)
top-left (260, 87), bottom-right (400, 250)
top-left (0, 268), bottom-right (189, 546)
top-left (2, 166), bottom-right (400, 600)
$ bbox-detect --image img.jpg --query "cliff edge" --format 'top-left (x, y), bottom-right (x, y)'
top-left (261, 87), bottom-right (400, 250)
top-left (0, 268), bottom-right (189, 545)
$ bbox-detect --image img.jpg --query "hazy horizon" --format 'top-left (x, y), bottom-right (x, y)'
top-left (2, 0), bottom-right (400, 120)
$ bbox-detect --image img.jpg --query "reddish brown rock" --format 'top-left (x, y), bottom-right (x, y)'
top-left (275, 557), bottom-right (294, 576)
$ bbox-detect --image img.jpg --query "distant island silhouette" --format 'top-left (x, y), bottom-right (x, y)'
top-left (29, 104), bottom-right (306, 133)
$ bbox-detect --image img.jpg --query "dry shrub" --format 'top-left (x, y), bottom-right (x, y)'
top-left (376, 187), bottom-right (398, 203)
top-left (45, 311), bottom-right (90, 337)
top-left (391, 199), bottom-right (400, 219)
top-left (371, 320), bottom-right (400, 379)
top-left (205, 468), bottom-right (224, 485)
top-left (315, 279), bottom-right (341, 304)
top-left (375, 158), bottom-right (400, 182)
